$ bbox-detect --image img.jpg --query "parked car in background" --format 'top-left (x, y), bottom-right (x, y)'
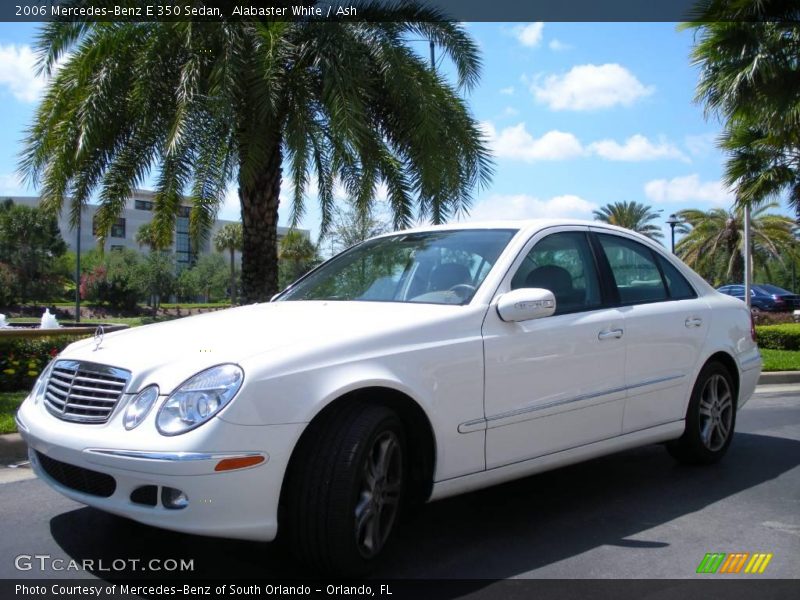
top-left (17, 221), bottom-right (761, 574)
top-left (717, 284), bottom-right (800, 312)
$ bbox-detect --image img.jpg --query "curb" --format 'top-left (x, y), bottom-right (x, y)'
top-left (0, 433), bottom-right (28, 465)
top-left (758, 371), bottom-right (800, 385)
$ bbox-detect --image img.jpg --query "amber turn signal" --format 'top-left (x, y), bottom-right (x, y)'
top-left (214, 455), bottom-right (265, 472)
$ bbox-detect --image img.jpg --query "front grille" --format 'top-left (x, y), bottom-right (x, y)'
top-left (36, 451), bottom-right (116, 497)
top-left (44, 360), bottom-right (130, 424)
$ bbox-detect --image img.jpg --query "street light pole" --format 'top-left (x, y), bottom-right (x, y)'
top-left (743, 204), bottom-right (752, 311)
top-left (75, 216), bottom-right (81, 323)
top-left (666, 214), bottom-right (681, 254)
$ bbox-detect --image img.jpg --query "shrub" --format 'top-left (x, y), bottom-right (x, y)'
top-left (755, 324), bottom-right (800, 351)
top-left (0, 335), bottom-right (88, 392)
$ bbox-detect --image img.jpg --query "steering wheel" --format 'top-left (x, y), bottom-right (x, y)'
top-left (448, 283), bottom-right (476, 299)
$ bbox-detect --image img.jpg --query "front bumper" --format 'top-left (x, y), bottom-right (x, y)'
top-left (17, 398), bottom-right (305, 542)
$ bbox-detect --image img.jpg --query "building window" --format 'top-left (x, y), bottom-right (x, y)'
top-left (135, 199), bottom-right (153, 211)
top-left (111, 218), bottom-right (126, 239)
top-left (175, 216), bottom-right (196, 268)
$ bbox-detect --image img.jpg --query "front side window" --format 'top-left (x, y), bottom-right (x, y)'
top-left (597, 234), bottom-right (668, 304)
top-left (278, 229), bottom-right (517, 305)
top-left (510, 231), bottom-right (602, 315)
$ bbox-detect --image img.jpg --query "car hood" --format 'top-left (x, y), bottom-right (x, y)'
top-left (60, 301), bottom-right (481, 393)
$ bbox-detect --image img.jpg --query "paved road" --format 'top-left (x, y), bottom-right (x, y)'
top-left (1, 386), bottom-right (798, 580)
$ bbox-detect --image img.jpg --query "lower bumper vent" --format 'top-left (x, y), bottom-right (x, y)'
top-left (36, 451), bottom-right (116, 498)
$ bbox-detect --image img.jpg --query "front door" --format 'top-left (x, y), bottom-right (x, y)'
top-left (481, 228), bottom-right (627, 469)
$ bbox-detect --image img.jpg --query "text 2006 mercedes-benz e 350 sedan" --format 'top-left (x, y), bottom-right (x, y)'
top-left (17, 220), bottom-right (761, 573)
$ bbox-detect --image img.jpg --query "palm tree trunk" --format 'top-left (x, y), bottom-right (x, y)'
top-left (239, 140), bottom-right (282, 304)
top-left (229, 247), bottom-right (236, 306)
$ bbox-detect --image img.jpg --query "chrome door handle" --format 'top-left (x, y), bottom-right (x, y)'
top-left (685, 317), bottom-right (703, 328)
top-left (598, 328), bottom-right (624, 340)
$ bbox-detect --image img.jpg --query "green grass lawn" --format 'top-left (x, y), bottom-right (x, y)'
top-left (760, 349), bottom-right (800, 372)
top-left (0, 391), bottom-right (27, 435)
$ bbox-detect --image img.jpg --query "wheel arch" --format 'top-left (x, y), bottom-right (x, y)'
top-left (700, 350), bottom-right (740, 407)
top-left (279, 385), bottom-right (437, 518)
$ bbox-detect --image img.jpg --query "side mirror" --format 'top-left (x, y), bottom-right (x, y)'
top-left (496, 288), bottom-right (556, 322)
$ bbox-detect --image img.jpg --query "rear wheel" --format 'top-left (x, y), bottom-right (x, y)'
top-left (283, 402), bottom-right (406, 575)
top-left (667, 361), bottom-right (736, 464)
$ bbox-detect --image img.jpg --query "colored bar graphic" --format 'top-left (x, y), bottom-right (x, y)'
top-left (718, 553), bottom-right (750, 573)
top-left (744, 553), bottom-right (773, 574)
top-left (697, 553), bottom-right (726, 574)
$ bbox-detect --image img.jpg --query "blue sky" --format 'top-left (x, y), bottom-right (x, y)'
top-left (0, 21), bottom-right (774, 242)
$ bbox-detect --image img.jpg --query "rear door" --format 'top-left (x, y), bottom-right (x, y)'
top-left (592, 230), bottom-right (710, 432)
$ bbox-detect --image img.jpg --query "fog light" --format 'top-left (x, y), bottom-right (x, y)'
top-left (161, 487), bottom-right (188, 509)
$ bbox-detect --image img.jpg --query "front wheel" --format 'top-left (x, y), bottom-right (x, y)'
top-left (667, 361), bottom-right (737, 465)
top-left (283, 402), bottom-right (406, 574)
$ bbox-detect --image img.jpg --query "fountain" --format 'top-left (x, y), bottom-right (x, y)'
top-left (40, 308), bottom-right (61, 329)
top-left (0, 309), bottom-right (128, 339)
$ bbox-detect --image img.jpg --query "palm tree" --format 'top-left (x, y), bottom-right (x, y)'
top-left (592, 201), bottom-right (664, 240)
top-left (134, 222), bottom-right (172, 252)
top-left (675, 203), bottom-right (797, 286)
top-left (20, 9), bottom-right (492, 302)
top-left (213, 222), bottom-right (242, 305)
top-left (279, 229), bottom-right (319, 288)
top-left (685, 8), bottom-right (800, 213)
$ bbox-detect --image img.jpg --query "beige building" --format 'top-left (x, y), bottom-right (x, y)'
top-left (10, 189), bottom-right (305, 269)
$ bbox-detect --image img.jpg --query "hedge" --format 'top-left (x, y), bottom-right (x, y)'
top-left (0, 335), bottom-right (88, 392)
top-left (755, 324), bottom-right (800, 351)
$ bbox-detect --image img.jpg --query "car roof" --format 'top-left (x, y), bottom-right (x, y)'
top-left (376, 219), bottom-right (649, 241)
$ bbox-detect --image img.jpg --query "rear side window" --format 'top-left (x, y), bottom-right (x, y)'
top-left (656, 254), bottom-right (696, 300)
top-left (597, 234), bottom-right (668, 304)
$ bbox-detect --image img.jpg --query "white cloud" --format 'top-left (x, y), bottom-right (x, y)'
top-left (499, 86), bottom-right (515, 96)
top-left (467, 193), bottom-right (597, 222)
top-left (482, 122), bottom-right (687, 164)
top-left (684, 133), bottom-right (718, 158)
top-left (532, 63), bottom-right (654, 111)
top-left (0, 44), bottom-right (46, 102)
top-left (481, 122), bottom-right (585, 162)
top-left (0, 173), bottom-right (27, 195)
top-left (588, 134), bottom-right (689, 162)
top-left (501, 106), bottom-right (520, 117)
top-left (644, 174), bottom-right (733, 206)
top-left (515, 23), bottom-right (544, 48)
top-left (548, 39), bottom-right (571, 52)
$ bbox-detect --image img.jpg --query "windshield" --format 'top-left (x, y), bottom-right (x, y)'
top-left (278, 229), bottom-right (517, 305)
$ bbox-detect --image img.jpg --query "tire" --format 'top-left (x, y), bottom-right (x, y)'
top-left (667, 361), bottom-right (737, 465)
top-left (283, 402), bottom-right (406, 575)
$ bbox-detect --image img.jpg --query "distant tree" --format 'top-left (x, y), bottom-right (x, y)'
top-left (80, 248), bottom-right (144, 311)
top-left (279, 230), bottom-right (320, 290)
top-left (213, 223), bottom-right (242, 305)
top-left (135, 222), bottom-right (173, 252)
top-left (135, 251), bottom-right (175, 314)
top-left (592, 201), bottom-right (664, 241)
top-left (177, 254), bottom-right (228, 303)
top-left (322, 202), bottom-right (392, 255)
top-left (0, 198), bottom-right (68, 304)
top-left (675, 203), bottom-right (797, 286)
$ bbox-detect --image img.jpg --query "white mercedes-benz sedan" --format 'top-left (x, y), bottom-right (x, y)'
top-left (17, 220), bottom-right (761, 573)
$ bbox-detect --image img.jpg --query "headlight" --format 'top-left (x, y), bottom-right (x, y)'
top-left (156, 364), bottom-right (244, 436)
top-left (32, 360), bottom-right (55, 405)
top-left (123, 385), bottom-right (159, 430)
